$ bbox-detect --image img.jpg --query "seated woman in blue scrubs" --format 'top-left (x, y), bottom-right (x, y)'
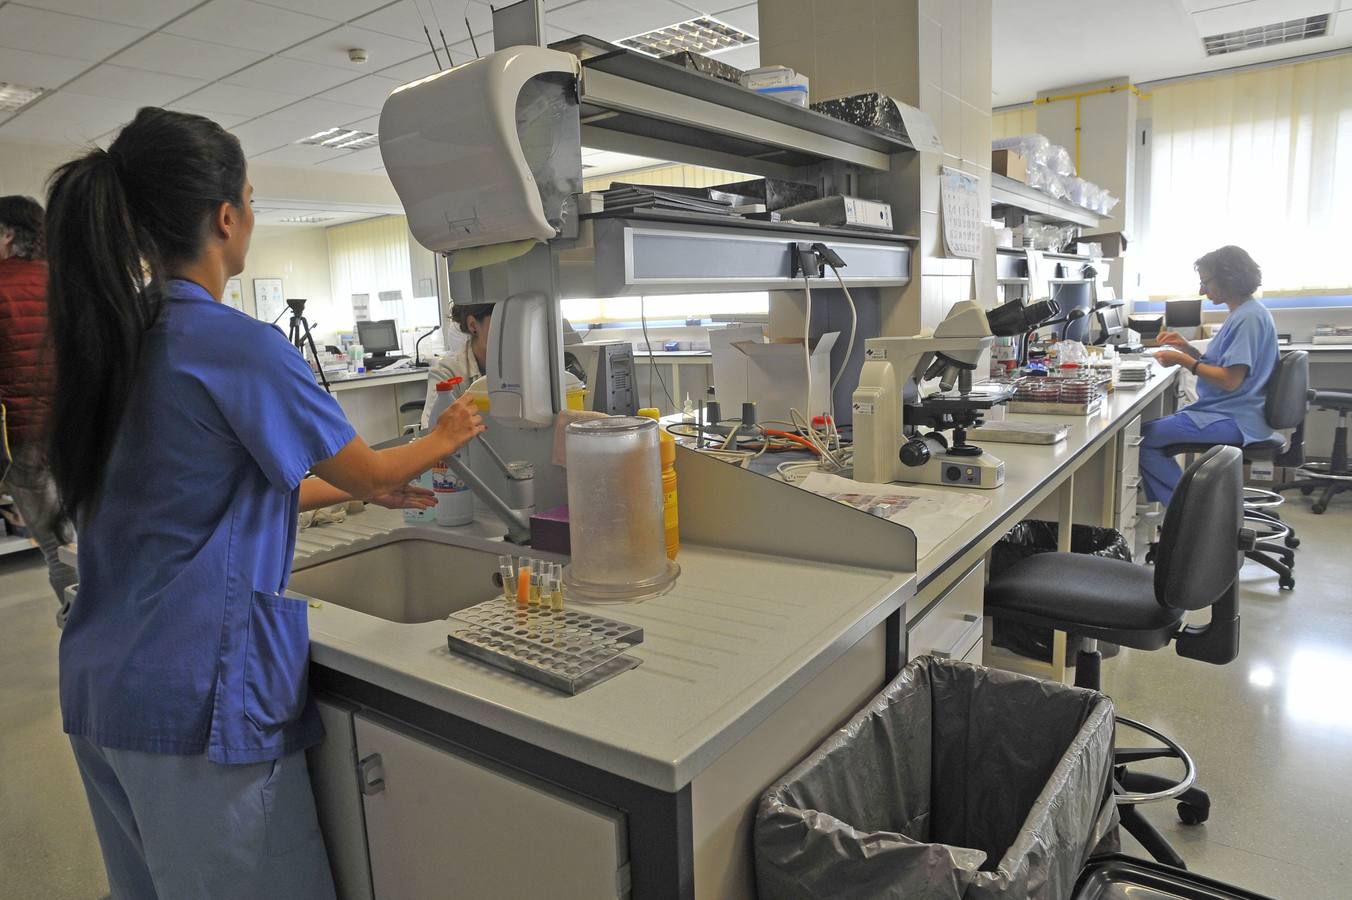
top-left (44, 108), bottom-right (484, 899)
top-left (1140, 245), bottom-right (1280, 505)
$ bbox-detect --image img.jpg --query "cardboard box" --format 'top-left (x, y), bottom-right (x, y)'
top-left (710, 328), bottom-right (839, 424)
top-left (992, 149), bottom-right (1028, 182)
top-left (1092, 231), bottom-right (1129, 257)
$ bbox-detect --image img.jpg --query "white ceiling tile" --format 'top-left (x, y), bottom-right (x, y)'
top-left (0, 5), bottom-right (148, 61)
top-left (224, 56), bottom-right (357, 94)
top-left (251, 142), bottom-right (350, 166)
top-left (712, 43), bottom-right (759, 71)
top-left (176, 81), bottom-right (303, 117)
top-left (63, 64), bottom-right (207, 106)
top-left (163, 105), bottom-right (250, 128)
top-left (0, 92), bottom-right (142, 144)
top-left (354, 0), bottom-right (490, 44)
top-left (373, 51), bottom-right (444, 84)
top-left (550, 0), bottom-right (694, 42)
top-left (254, 0), bottom-right (390, 22)
top-left (110, 33), bottom-right (267, 80)
top-left (0, 48), bottom-right (92, 90)
top-left (283, 24), bottom-right (428, 69)
top-left (706, 4), bottom-right (759, 35)
top-left (232, 96), bottom-right (377, 154)
top-left (231, 117), bottom-right (304, 156)
top-left (165, 0), bottom-right (336, 53)
top-left (342, 113), bottom-right (382, 131)
top-left (19, 0), bottom-right (202, 29)
top-left (315, 74), bottom-right (403, 109)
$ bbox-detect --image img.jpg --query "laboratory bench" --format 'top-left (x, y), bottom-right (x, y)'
top-left (283, 365), bottom-right (1178, 900)
top-left (321, 367), bottom-right (430, 444)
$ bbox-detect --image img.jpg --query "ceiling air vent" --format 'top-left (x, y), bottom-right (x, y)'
top-left (619, 16), bottom-right (757, 58)
top-left (1202, 15), bottom-right (1330, 57)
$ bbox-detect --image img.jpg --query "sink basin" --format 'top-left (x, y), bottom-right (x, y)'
top-left (289, 535), bottom-right (507, 624)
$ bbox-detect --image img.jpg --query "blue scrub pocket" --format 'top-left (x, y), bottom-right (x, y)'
top-left (243, 591), bottom-right (311, 731)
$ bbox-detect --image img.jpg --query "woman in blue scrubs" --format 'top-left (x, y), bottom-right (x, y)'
top-left (1140, 245), bottom-right (1280, 505)
top-left (43, 107), bottom-right (484, 898)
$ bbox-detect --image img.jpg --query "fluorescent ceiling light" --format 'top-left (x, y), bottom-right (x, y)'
top-left (0, 82), bottom-right (46, 112)
top-left (1202, 15), bottom-right (1330, 57)
top-left (278, 215), bottom-right (335, 223)
top-left (619, 16), bottom-right (757, 58)
top-left (298, 127), bottom-right (378, 151)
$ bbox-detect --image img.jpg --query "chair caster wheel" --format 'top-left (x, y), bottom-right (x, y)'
top-left (1279, 576), bottom-right (1295, 590)
top-left (1285, 536), bottom-right (1300, 549)
top-left (1178, 801), bottom-right (1209, 826)
top-left (1312, 503), bottom-right (1327, 515)
top-left (1300, 486), bottom-right (1314, 495)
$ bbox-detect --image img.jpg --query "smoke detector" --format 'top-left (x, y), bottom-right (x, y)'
top-left (348, 48), bottom-right (369, 64)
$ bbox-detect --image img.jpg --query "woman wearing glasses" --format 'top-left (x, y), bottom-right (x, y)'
top-left (1139, 245), bottom-right (1280, 505)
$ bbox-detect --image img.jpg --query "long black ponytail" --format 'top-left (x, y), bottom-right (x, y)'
top-left (45, 107), bottom-right (247, 524)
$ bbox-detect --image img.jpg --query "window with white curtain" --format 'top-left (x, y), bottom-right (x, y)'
top-left (327, 215), bottom-right (416, 324)
top-left (1142, 54), bottom-right (1352, 298)
top-left (562, 292), bottom-right (769, 325)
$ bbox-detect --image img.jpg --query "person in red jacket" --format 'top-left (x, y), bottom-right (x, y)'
top-left (0, 195), bottom-right (76, 625)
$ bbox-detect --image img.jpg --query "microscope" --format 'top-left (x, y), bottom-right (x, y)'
top-left (851, 297), bottom-right (1060, 488)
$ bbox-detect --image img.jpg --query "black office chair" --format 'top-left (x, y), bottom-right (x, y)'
top-left (986, 446), bottom-right (1254, 870)
top-left (1276, 390), bottom-right (1352, 514)
top-left (1162, 350), bottom-right (1309, 590)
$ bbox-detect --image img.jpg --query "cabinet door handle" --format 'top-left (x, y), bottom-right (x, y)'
top-left (929, 614), bottom-right (983, 659)
top-left (357, 753), bottom-right (385, 795)
top-left (1127, 437), bottom-right (1145, 448)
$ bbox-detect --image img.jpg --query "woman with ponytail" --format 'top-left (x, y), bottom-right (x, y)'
top-left (47, 108), bottom-right (484, 898)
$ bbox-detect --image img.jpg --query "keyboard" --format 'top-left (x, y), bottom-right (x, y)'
top-left (365, 355), bottom-right (409, 371)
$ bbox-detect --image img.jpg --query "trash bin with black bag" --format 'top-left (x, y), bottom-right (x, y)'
top-left (754, 657), bottom-right (1118, 900)
top-left (989, 521), bottom-right (1132, 665)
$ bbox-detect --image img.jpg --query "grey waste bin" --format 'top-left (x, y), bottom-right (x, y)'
top-left (755, 657), bottom-right (1117, 900)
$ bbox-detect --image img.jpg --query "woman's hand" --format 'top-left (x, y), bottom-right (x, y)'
top-left (1152, 348), bottom-right (1194, 369)
top-left (1155, 330), bottom-right (1195, 353)
top-left (433, 392), bottom-right (486, 454)
top-left (368, 483), bottom-right (436, 510)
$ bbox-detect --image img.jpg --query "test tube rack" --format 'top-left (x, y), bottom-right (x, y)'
top-left (446, 599), bottom-right (645, 695)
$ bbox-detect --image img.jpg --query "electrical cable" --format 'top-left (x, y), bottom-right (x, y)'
top-left (640, 294), bottom-right (677, 412)
top-left (827, 264), bottom-right (858, 396)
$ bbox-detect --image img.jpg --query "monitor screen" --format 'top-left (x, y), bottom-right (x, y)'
top-left (1100, 306), bottom-right (1124, 336)
top-left (1165, 298), bottom-right (1203, 328)
top-left (356, 319), bottom-right (400, 354)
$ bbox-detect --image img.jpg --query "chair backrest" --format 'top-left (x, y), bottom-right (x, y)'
top-left (1264, 350), bottom-right (1309, 430)
top-left (1154, 445), bottom-right (1244, 612)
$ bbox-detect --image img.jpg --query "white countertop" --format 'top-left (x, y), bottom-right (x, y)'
top-left (324, 368), bottom-right (430, 392)
top-left (913, 366), bottom-right (1177, 588)
top-left (301, 514), bottom-right (911, 792)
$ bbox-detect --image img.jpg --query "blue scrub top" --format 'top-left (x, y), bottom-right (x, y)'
top-left (60, 279), bottom-right (356, 764)
top-left (1181, 297), bottom-right (1280, 446)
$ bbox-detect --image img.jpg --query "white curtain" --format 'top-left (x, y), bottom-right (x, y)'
top-left (327, 215), bottom-right (415, 324)
top-left (992, 106), bottom-right (1037, 141)
top-left (1142, 54), bottom-right (1352, 297)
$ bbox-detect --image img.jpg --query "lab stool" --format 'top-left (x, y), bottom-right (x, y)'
top-left (1162, 350), bottom-right (1309, 591)
top-left (986, 447), bottom-right (1255, 870)
top-left (1277, 390), bottom-right (1352, 515)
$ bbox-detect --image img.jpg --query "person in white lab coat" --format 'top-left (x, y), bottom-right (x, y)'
top-left (421, 302), bottom-right (493, 429)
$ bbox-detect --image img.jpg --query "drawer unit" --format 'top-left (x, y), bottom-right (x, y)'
top-left (1115, 415), bottom-right (1144, 516)
top-left (908, 561), bottom-right (986, 663)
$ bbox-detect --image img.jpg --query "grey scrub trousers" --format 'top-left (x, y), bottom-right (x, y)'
top-left (70, 736), bottom-right (336, 900)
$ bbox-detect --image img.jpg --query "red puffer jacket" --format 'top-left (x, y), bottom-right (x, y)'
top-left (0, 256), bottom-right (53, 447)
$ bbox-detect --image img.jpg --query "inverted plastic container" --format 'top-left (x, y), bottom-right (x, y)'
top-left (563, 417), bottom-right (678, 602)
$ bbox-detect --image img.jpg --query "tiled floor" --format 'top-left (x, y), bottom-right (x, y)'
top-left (1, 497), bottom-right (1348, 899)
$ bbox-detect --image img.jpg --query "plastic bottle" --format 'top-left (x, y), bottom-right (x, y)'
top-left (350, 343), bottom-right (365, 375)
top-left (428, 377), bottom-right (474, 527)
top-left (638, 407), bottom-right (679, 560)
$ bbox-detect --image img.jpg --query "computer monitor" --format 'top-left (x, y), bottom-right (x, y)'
top-left (1165, 298), bottom-right (1203, 329)
top-left (1093, 304), bottom-right (1126, 345)
top-left (356, 319), bottom-right (401, 357)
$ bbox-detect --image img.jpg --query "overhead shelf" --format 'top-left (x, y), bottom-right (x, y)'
top-left (575, 49), bottom-right (912, 179)
top-left (990, 173), bottom-right (1109, 229)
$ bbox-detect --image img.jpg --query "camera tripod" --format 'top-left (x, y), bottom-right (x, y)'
top-left (286, 298), bottom-right (331, 392)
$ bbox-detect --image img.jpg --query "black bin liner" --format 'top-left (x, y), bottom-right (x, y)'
top-left (755, 658), bottom-right (1117, 899)
top-left (989, 521), bottom-right (1132, 664)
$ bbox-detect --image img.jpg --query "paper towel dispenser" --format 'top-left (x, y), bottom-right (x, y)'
top-left (379, 46), bottom-right (582, 256)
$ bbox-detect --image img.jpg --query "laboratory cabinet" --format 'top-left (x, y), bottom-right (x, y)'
top-left (310, 700), bottom-right (630, 900)
top-left (907, 560), bottom-right (985, 666)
